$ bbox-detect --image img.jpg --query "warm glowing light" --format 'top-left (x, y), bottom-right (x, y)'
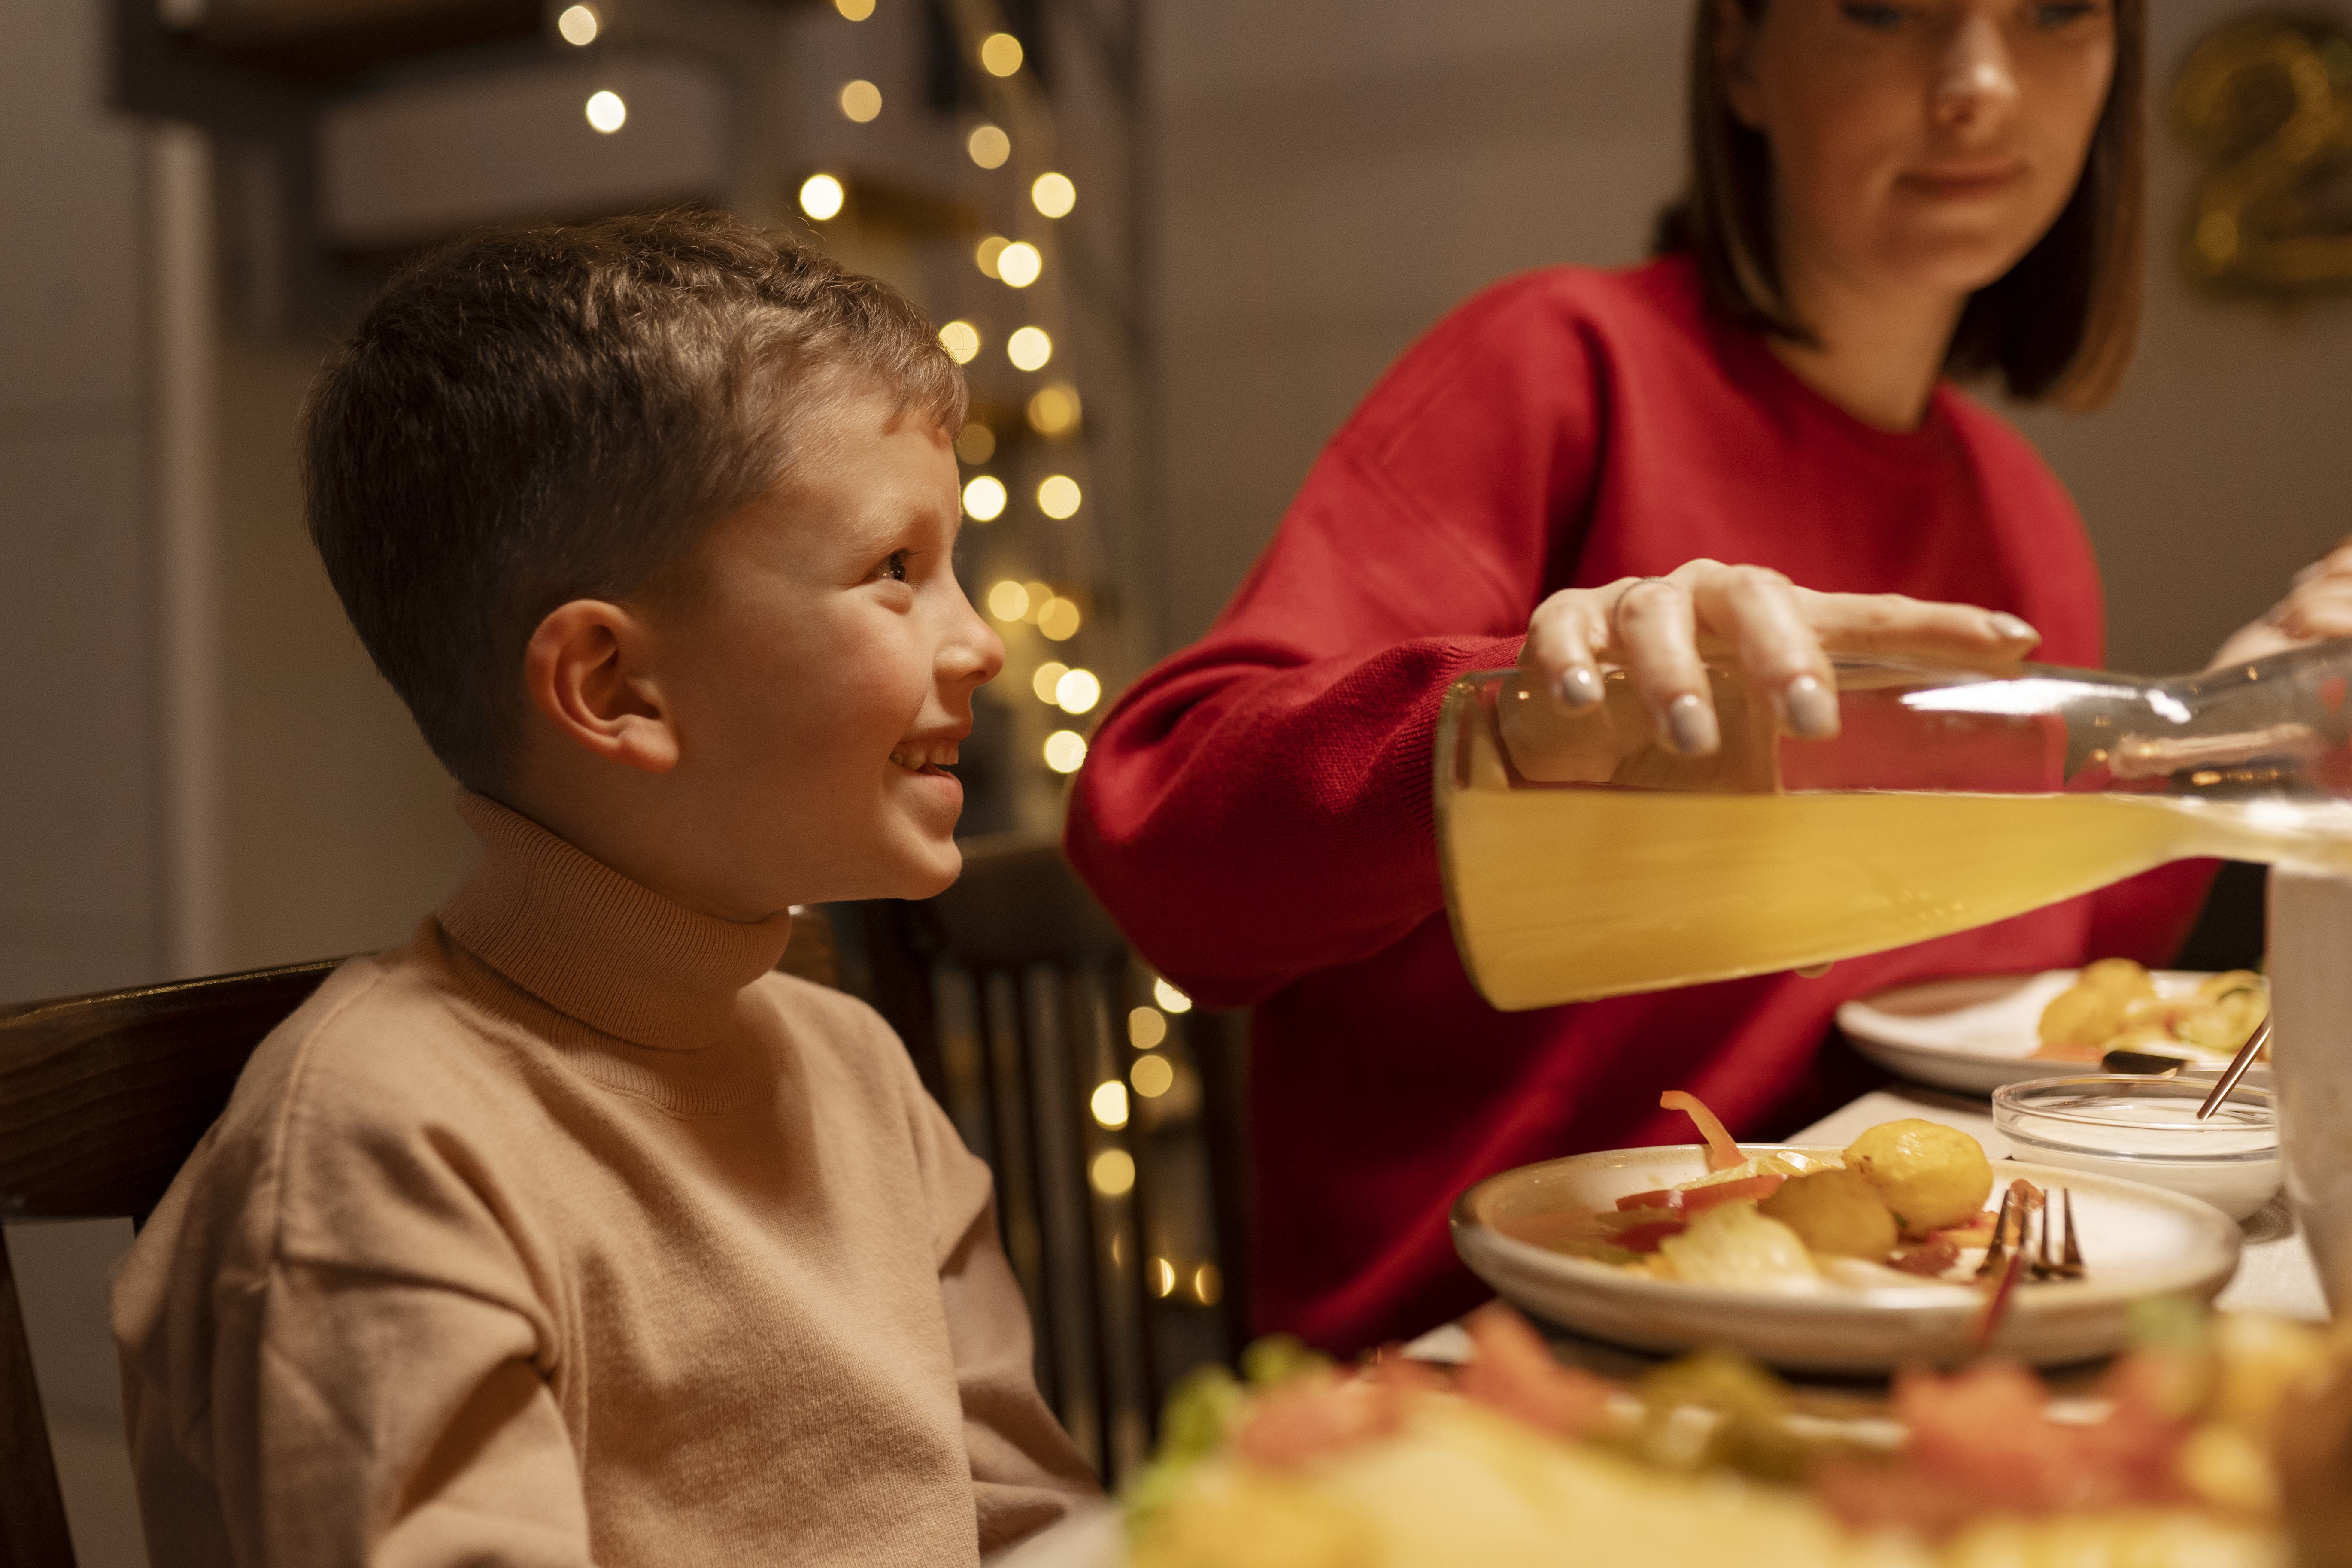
top-left (833, 0), bottom-right (874, 17)
top-left (838, 79), bottom-right (882, 122)
top-left (938, 320), bottom-right (980, 364)
top-left (1193, 1262), bottom-right (1222, 1306)
top-left (962, 475), bottom-right (1007, 522)
top-left (1090, 1079), bottom-right (1129, 1130)
top-left (995, 241), bottom-right (1042, 288)
top-left (798, 173), bottom-right (845, 220)
top-left (1007, 327), bottom-right (1052, 372)
top-left (1022, 581), bottom-right (1052, 619)
top-left (967, 124), bottom-right (1011, 169)
top-left (1151, 1257), bottom-right (1178, 1297)
top-left (1036, 597), bottom-right (1080, 641)
top-left (980, 31), bottom-right (1024, 75)
top-left (1089, 1147), bottom-right (1134, 1196)
top-left (1153, 978), bottom-right (1193, 1013)
top-left (1037, 475), bottom-right (1081, 519)
top-left (1128, 1005), bottom-right (1167, 1049)
top-left (584, 90), bottom-right (627, 133)
top-left (974, 234), bottom-right (1010, 279)
top-left (1044, 730), bottom-right (1088, 773)
top-left (1031, 171), bottom-right (1076, 218)
top-left (1131, 1054), bottom-right (1174, 1098)
top-left (556, 4), bottom-right (598, 45)
top-left (988, 581), bottom-right (1030, 622)
top-left (1054, 667), bottom-right (1100, 714)
top-left (954, 423), bottom-right (995, 464)
top-left (1031, 661), bottom-right (1068, 702)
top-left (1027, 384), bottom-right (1080, 436)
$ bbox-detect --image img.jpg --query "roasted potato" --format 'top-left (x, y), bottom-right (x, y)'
top-left (1842, 1119), bottom-right (1993, 1237)
top-left (2038, 959), bottom-right (2158, 1049)
top-left (1757, 1170), bottom-right (1897, 1259)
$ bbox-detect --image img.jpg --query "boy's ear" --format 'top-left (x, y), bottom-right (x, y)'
top-left (522, 600), bottom-right (680, 774)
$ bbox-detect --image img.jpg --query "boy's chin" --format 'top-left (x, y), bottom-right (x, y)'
top-left (883, 837), bottom-right (965, 901)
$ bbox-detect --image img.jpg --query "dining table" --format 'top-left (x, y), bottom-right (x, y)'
top-left (989, 1080), bottom-right (2331, 1567)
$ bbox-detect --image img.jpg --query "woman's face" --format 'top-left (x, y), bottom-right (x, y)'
top-left (1723, 0), bottom-right (2116, 299)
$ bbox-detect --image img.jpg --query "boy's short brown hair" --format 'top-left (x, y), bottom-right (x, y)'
top-left (1655, 0), bottom-right (2146, 412)
top-left (305, 208), bottom-right (968, 794)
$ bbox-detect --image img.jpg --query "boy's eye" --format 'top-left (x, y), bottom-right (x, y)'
top-left (874, 550), bottom-right (910, 583)
top-left (1839, 1), bottom-right (1907, 30)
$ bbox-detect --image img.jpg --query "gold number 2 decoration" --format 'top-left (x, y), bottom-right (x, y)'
top-left (2172, 14), bottom-right (2352, 293)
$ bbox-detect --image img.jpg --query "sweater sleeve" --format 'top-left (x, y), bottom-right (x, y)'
top-left (1065, 279), bottom-right (1606, 1007)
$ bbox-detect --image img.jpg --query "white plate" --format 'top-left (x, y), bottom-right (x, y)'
top-left (1836, 970), bottom-right (2270, 1097)
top-left (1452, 1144), bottom-right (2241, 1374)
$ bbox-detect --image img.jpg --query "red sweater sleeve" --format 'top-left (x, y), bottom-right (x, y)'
top-left (1066, 281), bottom-right (1605, 1006)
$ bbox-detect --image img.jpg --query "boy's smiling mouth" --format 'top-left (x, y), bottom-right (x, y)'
top-left (889, 741), bottom-right (959, 773)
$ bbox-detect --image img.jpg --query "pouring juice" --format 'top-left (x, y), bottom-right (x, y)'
top-left (1436, 645), bottom-right (2352, 1010)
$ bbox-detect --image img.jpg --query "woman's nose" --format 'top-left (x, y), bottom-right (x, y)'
top-left (1933, 11), bottom-right (2020, 130)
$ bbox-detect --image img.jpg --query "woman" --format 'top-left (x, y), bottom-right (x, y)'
top-left (1067, 0), bottom-right (2352, 1353)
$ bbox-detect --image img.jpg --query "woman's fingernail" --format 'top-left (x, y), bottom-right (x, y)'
top-left (1555, 666), bottom-right (1603, 711)
top-left (1663, 693), bottom-right (1719, 757)
top-left (1781, 674), bottom-right (1839, 740)
top-left (1989, 612), bottom-right (2038, 643)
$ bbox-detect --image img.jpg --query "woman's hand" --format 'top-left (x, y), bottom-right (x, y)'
top-left (1518, 560), bottom-right (2041, 757)
top-left (2209, 542), bottom-right (2352, 670)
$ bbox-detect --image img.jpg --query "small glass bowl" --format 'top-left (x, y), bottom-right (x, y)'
top-left (1991, 1075), bottom-right (2279, 1222)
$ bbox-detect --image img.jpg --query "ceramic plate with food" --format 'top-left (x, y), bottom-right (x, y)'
top-left (1450, 1098), bottom-right (2240, 1374)
top-left (1836, 963), bottom-right (2270, 1096)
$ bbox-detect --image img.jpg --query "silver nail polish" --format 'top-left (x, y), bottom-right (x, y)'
top-left (1556, 666), bottom-right (1603, 711)
top-left (1990, 612), bottom-right (2037, 642)
top-left (1663, 693), bottom-right (1719, 757)
top-left (1782, 674), bottom-right (1839, 740)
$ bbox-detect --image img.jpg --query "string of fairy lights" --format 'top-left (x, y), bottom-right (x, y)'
top-left (806, 0), bottom-right (1104, 782)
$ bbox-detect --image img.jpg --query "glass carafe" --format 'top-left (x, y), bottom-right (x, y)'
top-left (1435, 640), bottom-right (2352, 1011)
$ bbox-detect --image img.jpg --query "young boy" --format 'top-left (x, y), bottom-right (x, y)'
top-left (110, 210), bottom-right (1096, 1565)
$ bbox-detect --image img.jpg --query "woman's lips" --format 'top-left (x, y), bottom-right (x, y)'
top-left (1900, 164), bottom-right (2024, 201)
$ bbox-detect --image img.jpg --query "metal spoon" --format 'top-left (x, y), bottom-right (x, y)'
top-left (2196, 1012), bottom-right (2272, 1121)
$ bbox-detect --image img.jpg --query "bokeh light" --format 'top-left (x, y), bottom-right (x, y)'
top-left (798, 173), bottom-right (845, 220)
top-left (1128, 1005), bottom-right (1167, 1049)
top-left (1090, 1080), bottom-right (1129, 1130)
top-left (1151, 1257), bottom-right (1177, 1297)
top-left (1193, 1262), bottom-right (1222, 1306)
top-left (584, 90), bottom-right (626, 133)
top-left (973, 234), bottom-right (1009, 279)
top-left (938, 320), bottom-right (980, 364)
top-left (1022, 580), bottom-right (1052, 618)
top-left (1045, 730), bottom-right (1089, 774)
top-left (967, 124), bottom-right (1011, 169)
top-left (995, 241), bottom-right (1042, 288)
top-left (1036, 597), bottom-right (1080, 640)
top-left (988, 581), bottom-right (1031, 622)
top-left (1054, 667), bottom-right (1100, 714)
top-left (1031, 660), bottom-right (1068, 701)
top-left (954, 422), bottom-right (995, 464)
top-left (1131, 1054), bottom-right (1174, 1098)
top-left (1153, 978), bottom-right (1193, 1013)
top-left (833, 0), bottom-right (874, 16)
top-left (1031, 172), bottom-right (1076, 218)
top-left (557, 5), bottom-right (598, 45)
top-left (1027, 384), bottom-right (1080, 437)
top-left (1037, 475), bottom-right (1081, 519)
top-left (1007, 327), bottom-right (1052, 372)
top-left (980, 32), bottom-right (1024, 76)
top-left (838, 80), bottom-right (882, 122)
top-left (1089, 1146), bottom-right (1134, 1196)
top-left (961, 476), bottom-right (1007, 522)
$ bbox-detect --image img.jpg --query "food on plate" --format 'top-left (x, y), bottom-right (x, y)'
top-left (2035, 961), bottom-right (2268, 1065)
top-left (1843, 1119), bottom-right (1996, 1236)
top-left (1760, 1169), bottom-right (1900, 1258)
top-left (1125, 1300), bottom-right (2326, 1568)
top-left (1527, 1095), bottom-right (2009, 1288)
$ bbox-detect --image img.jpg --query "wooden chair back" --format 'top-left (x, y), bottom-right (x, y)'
top-left (834, 836), bottom-right (1251, 1487)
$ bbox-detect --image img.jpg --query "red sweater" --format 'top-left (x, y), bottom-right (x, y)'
top-left (1064, 256), bottom-right (2211, 1353)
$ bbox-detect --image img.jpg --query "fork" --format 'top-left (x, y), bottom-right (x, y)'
top-left (1975, 1181), bottom-right (2084, 1284)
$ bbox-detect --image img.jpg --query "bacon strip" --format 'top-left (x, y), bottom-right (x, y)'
top-left (1660, 1089), bottom-right (1745, 1171)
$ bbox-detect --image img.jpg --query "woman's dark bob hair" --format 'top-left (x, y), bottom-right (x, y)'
top-left (1655, 0), bottom-right (2145, 411)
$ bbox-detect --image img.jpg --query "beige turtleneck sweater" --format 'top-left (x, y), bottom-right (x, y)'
top-left (111, 794), bottom-right (1095, 1566)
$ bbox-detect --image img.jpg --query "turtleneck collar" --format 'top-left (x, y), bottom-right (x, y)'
top-left (437, 792), bottom-right (794, 1051)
